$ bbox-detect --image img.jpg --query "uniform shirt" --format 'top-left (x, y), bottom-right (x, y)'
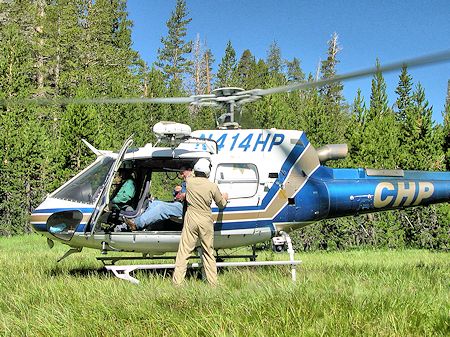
top-left (185, 176), bottom-right (227, 214)
top-left (111, 179), bottom-right (136, 209)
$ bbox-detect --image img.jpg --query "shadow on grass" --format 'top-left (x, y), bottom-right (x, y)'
top-left (47, 265), bottom-right (110, 279)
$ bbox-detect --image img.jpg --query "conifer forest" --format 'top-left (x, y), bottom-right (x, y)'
top-left (1, 0), bottom-right (449, 250)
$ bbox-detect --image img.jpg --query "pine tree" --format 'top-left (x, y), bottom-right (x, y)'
top-left (0, 17), bottom-right (50, 234)
top-left (260, 43), bottom-right (292, 128)
top-left (267, 41), bottom-right (283, 75)
top-left (216, 41), bottom-right (237, 88)
top-left (403, 83), bottom-right (443, 170)
top-left (234, 49), bottom-right (257, 88)
top-left (394, 65), bottom-right (413, 124)
top-left (394, 66), bottom-right (443, 170)
top-left (153, 0), bottom-right (192, 124)
top-left (240, 59), bottom-right (269, 129)
top-left (394, 65), bottom-right (414, 167)
top-left (361, 61), bottom-right (400, 169)
top-left (295, 74), bottom-right (323, 143)
top-left (319, 32), bottom-right (344, 107)
top-left (315, 32), bottom-right (347, 145)
top-left (356, 63), bottom-right (403, 250)
top-left (367, 59), bottom-right (389, 120)
top-left (60, 0), bottom-right (142, 151)
top-left (286, 57), bottom-right (305, 83)
top-left (137, 65), bottom-right (168, 145)
top-left (0, 0), bottom-right (147, 234)
top-left (345, 89), bottom-right (366, 166)
top-left (283, 57), bottom-right (305, 133)
top-left (155, 0), bottom-right (192, 85)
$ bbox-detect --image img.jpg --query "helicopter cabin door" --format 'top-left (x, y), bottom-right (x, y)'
top-left (87, 136), bottom-right (133, 234)
top-left (214, 163), bottom-right (260, 206)
top-left (42, 136), bottom-right (133, 242)
top-left (213, 162), bottom-right (260, 234)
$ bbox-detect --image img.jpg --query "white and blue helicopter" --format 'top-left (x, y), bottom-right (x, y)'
top-left (26, 51), bottom-right (450, 282)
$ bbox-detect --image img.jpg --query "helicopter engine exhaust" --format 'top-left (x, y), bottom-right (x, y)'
top-left (316, 144), bottom-right (348, 163)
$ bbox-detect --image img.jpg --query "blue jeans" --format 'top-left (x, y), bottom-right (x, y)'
top-left (134, 200), bottom-right (183, 229)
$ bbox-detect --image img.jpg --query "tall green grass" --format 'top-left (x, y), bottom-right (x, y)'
top-left (0, 234), bottom-right (448, 336)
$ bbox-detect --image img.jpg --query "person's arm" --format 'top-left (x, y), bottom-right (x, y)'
top-left (212, 184), bottom-right (228, 209)
top-left (178, 181), bottom-right (187, 201)
top-left (112, 179), bottom-right (135, 204)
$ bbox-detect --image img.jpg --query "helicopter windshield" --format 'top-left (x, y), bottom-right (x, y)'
top-left (53, 157), bottom-right (115, 204)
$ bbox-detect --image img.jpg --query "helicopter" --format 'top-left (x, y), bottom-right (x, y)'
top-left (24, 50), bottom-right (450, 282)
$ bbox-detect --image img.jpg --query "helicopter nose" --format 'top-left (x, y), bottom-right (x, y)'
top-left (30, 210), bottom-right (51, 233)
top-left (30, 209), bottom-right (84, 242)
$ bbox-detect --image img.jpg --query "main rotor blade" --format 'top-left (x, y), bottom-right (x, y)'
top-left (0, 96), bottom-right (195, 106)
top-left (253, 49), bottom-right (450, 97)
top-left (1, 50), bottom-right (449, 107)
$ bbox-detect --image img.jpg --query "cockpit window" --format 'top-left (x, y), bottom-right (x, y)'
top-left (53, 157), bottom-right (115, 204)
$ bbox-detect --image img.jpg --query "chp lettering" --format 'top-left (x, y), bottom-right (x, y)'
top-left (374, 181), bottom-right (434, 208)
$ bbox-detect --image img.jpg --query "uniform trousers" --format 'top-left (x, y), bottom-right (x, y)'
top-left (172, 209), bottom-right (217, 286)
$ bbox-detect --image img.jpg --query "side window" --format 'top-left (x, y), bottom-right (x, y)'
top-left (215, 163), bottom-right (259, 199)
top-left (47, 210), bottom-right (83, 241)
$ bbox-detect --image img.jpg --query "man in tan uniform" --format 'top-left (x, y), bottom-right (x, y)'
top-left (173, 158), bottom-right (228, 286)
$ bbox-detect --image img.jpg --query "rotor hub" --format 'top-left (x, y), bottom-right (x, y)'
top-left (211, 87), bottom-right (245, 97)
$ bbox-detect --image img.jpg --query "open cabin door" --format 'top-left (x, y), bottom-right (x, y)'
top-left (87, 136), bottom-right (133, 234)
top-left (42, 137), bottom-right (133, 242)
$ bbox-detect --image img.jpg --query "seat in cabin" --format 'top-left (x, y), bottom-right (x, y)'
top-left (107, 172), bottom-right (151, 228)
top-left (119, 178), bottom-right (150, 218)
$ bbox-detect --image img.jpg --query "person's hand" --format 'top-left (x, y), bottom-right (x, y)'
top-left (173, 185), bottom-right (183, 201)
top-left (112, 175), bottom-right (121, 185)
top-left (222, 192), bottom-right (229, 201)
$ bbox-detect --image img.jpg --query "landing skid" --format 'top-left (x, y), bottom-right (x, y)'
top-left (104, 232), bottom-right (301, 284)
top-left (97, 254), bottom-right (258, 266)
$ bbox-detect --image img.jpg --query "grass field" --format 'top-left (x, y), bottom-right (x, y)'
top-left (0, 234), bottom-right (448, 336)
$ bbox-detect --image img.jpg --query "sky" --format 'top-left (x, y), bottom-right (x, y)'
top-left (126, 0), bottom-right (450, 123)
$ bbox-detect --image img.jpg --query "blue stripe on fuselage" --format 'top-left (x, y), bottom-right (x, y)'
top-left (31, 223), bottom-right (88, 232)
top-left (32, 208), bottom-right (94, 214)
top-left (214, 219), bottom-right (274, 231)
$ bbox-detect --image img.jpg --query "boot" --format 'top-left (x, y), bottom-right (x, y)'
top-left (124, 217), bottom-right (137, 231)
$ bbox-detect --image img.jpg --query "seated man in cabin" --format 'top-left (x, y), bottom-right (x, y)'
top-left (124, 167), bottom-right (192, 231)
top-left (111, 169), bottom-right (136, 211)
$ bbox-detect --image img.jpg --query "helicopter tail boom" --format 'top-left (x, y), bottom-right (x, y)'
top-left (324, 169), bottom-right (450, 219)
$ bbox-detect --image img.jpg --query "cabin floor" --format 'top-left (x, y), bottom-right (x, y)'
top-left (99, 213), bottom-right (183, 233)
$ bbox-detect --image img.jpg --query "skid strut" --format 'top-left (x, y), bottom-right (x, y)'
top-left (105, 232), bottom-right (300, 284)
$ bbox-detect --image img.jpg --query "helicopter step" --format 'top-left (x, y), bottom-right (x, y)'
top-left (105, 231), bottom-right (300, 284)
